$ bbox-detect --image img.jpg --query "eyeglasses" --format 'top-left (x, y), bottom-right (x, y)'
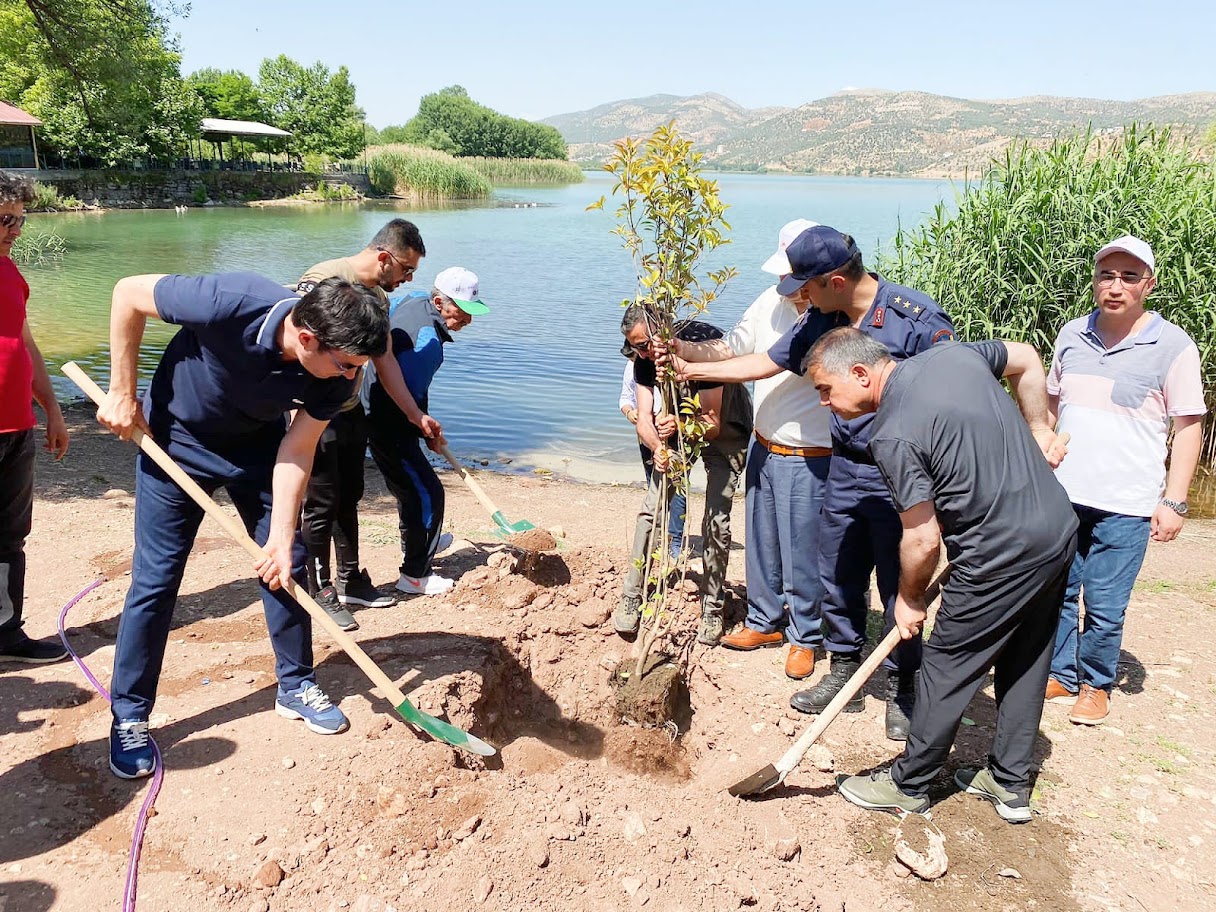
top-left (628, 337), bottom-right (653, 356)
top-left (379, 247), bottom-right (416, 279)
top-left (0, 214), bottom-right (27, 231)
top-left (325, 349), bottom-right (361, 375)
top-left (1096, 270), bottom-right (1150, 287)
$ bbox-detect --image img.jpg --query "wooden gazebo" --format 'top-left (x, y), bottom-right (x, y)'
top-left (0, 101), bottom-right (41, 170)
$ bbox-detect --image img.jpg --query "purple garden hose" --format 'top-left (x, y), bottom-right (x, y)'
top-left (58, 578), bottom-right (163, 912)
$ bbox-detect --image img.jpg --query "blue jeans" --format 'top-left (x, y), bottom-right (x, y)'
top-left (1050, 504), bottom-right (1150, 693)
top-left (743, 439), bottom-right (829, 647)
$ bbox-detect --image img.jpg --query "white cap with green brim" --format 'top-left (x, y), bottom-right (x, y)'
top-left (434, 266), bottom-right (490, 315)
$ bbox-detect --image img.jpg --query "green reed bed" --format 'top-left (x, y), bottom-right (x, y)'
top-left (462, 156), bottom-right (584, 185)
top-left (367, 144), bottom-right (492, 200)
top-left (882, 125), bottom-right (1216, 463)
top-left (11, 228), bottom-right (67, 267)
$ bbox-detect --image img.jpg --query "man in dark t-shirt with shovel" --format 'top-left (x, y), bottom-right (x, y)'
top-left (803, 328), bottom-right (1077, 824)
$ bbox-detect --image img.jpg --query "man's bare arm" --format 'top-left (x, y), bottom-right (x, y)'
top-left (98, 274), bottom-right (165, 439)
top-left (678, 351), bottom-right (783, 384)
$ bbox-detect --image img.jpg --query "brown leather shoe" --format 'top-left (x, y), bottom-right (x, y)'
top-left (785, 645), bottom-right (816, 680)
top-left (1069, 684), bottom-right (1109, 725)
top-left (720, 626), bottom-right (784, 651)
top-left (1045, 677), bottom-right (1077, 705)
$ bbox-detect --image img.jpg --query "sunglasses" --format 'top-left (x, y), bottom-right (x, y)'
top-left (0, 214), bottom-right (27, 231)
top-left (325, 349), bottom-right (361, 375)
top-left (1095, 270), bottom-right (1150, 287)
top-left (379, 247), bottom-right (416, 278)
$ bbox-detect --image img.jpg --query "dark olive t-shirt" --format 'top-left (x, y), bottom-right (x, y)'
top-left (868, 341), bottom-right (1077, 582)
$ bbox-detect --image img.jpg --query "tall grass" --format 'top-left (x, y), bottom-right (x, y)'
top-left (462, 157), bottom-right (584, 184)
top-left (11, 229), bottom-right (67, 266)
top-left (881, 125), bottom-right (1216, 463)
top-left (366, 144), bottom-right (492, 200)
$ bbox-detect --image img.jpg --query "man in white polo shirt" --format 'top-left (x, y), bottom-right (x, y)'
top-left (1046, 235), bottom-right (1206, 725)
top-left (673, 219), bottom-right (835, 680)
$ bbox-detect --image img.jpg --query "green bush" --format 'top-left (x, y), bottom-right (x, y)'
top-left (881, 125), bottom-right (1216, 462)
top-left (28, 182), bottom-right (83, 211)
top-left (463, 157), bottom-right (584, 185)
top-left (366, 144), bottom-right (492, 200)
top-left (191, 185), bottom-right (209, 205)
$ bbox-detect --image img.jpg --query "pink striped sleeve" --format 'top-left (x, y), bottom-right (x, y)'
top-left (1164, 343), bottom-right (1207, 416)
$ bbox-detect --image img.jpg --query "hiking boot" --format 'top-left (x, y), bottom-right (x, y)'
top-left (790, 652), bottom-right (864, 715)
top-left (0, 633), bottom-right (69, 664)
top-left (1045, 676), bottom-right (1078, 705)
top-left (1069, 684), bottom-right (1109, 725)
top-left (697, 611), bottom-right (725, 647)
top-left (838, 769), bottom-right (929, 816)
top-left (395, 573), bottom-right (455, 596)
top-left (721, 626), bottom-right (784, 651)
top-left (275, 682), bottom-right (349, 735)
top-left (885, 672), bottom-right (917, 742)
top-left (954, 767), bottom-right (1032, 824)
top-left (785, 645), bottom-right (816, 680)
top-left (613, 595), bottom-right (642, 636)
top-left (338, 569), bottom-right (396, 608)
top-left (316, 584), bottom-right (357, 631)
top-left (110, 718), bottom-right (156, 779)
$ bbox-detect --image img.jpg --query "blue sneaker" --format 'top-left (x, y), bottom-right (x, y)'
top-left (275, 682), bottom-right (349, 735)
top-left (110, 718), bottom-right (156, 779)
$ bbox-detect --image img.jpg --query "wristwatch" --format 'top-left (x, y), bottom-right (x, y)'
top-left (1161, 497), bottom-right (1189, 516)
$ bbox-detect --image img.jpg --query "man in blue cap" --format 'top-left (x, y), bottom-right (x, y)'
top-left (670, 225), bottom-right (955, 740)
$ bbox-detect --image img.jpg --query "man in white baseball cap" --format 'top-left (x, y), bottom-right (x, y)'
top-left (365, 267), bottom-right (491, 596)
top-left (661, 220), bottom-right (834, 670)
top-left (1044, 234), bottom-right (1205, 725)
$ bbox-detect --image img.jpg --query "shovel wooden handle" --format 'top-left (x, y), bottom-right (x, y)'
top-left (437, 442), bottom-right (506, 522)
top-left (775, 564), bottom-right (950, 778)
top-left (61, 362), bottom-right (412, 709)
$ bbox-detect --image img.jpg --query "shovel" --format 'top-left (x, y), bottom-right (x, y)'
top-left (437, 442), bottom-right (555, 552)
top-left (728, 564), bottom-right (951, 797)
top-left (63, 362), bottom-right (496, 758)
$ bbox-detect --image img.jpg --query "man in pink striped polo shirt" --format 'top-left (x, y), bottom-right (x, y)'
top-left (1045, 235), bottom-right (1206, 725)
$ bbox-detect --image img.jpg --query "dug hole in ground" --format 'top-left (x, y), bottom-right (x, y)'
top-left (4, 415), bottom-right (1216, 912)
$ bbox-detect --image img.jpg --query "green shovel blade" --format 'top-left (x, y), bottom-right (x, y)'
top-left (490, 510), bottom-right (537, 536)
top-left (395, 698), bottom-right (497, 757)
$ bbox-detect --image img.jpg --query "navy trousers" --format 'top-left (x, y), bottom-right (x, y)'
top-left (110, 451), bottom-right (314, 722)
top-left (368, 424), bottom-right (444, 579)
top-left (818, 456), bottom-right (922, 673)
top-left (743, 439), bottom-right (830, 647)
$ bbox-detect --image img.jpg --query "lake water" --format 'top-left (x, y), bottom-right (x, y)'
top-left (24, 171), bottom-right (959, 482)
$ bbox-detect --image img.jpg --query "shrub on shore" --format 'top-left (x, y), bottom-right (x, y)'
top-left (882, 125), bottom-right (1216, 462)
top-left (367, 144), bottom-right (492, 200)
top-left (29, 182), bottom-right (84, 212)
top-left (462, 157), bottom-right (584, 185)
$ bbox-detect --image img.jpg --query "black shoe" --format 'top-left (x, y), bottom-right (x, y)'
top-left (885, 672), bottom-right (917, 741)
top-left (316, 585), bottom-right (358, 631)
top-left (338, 569), bottom-right (396, 608)
top-left (790, 653), bottom-right (863, 715)
top-left (0, 634), bottom-right (69, 665)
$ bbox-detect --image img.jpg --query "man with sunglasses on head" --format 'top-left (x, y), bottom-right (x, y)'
top-left (0, 171), bottom-right (71, 665)
top-left (96, 272), bottom-right (388, 779)
top-left (1044, 236), bottom-right (1205, 726)
top-left (294, 220), bottom-right (432, 630)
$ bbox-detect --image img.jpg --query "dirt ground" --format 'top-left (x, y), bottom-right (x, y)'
top-left (3, 416), bottom-right (1216, 912)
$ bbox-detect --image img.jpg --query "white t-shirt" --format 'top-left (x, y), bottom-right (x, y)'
top-left (725, 286), bottom-right (831, 447)
top-left (619, 361), bottom-right (663, 416)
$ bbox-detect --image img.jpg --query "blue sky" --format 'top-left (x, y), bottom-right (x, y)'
top-left (171, 0), bottom-right (1216, 128)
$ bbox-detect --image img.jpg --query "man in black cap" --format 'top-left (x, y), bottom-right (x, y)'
top-left (669, 225), bottom-right (954, 739)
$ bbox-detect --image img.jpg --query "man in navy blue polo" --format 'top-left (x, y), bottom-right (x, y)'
top-left (96, 272), bottom-right (389, 779)
top-left (671, 226), bottom-right (954, 740)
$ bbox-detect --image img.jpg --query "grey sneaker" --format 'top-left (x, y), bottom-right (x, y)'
top-left (316, 584), bottom-right (357, 631)
top-left (954, 767), bottom-right (1032, 824)
top-left (838, 769), bottom-right (930, 816)
top-left (696, 611), bottom-right (724, 646)
top-left (613, 595), bottom-right (642, 636)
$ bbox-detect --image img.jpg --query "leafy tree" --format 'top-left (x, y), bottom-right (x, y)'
top-left (257, 55), bottom-right (365, 159)
top-left (188, 67), bottom-right (265, 122)
top-left (401, 85), bottom-right (568, 159)
top-left (376, 123), bottom-right (413, 144)
top-left (0, 0), bottom-right (202, 163)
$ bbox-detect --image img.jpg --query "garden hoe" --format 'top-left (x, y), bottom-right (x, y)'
top-left (64, 362), bottom-right (496, 758)
top-left (728, 564), bottom-right (952, 798)
top-left (438, 442), bottom-right (556, 554)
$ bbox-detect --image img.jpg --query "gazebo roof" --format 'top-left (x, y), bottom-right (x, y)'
top-left (200, 118), bottom-right (292, 138)
top-left (0, 100), bottom-right (41, 127)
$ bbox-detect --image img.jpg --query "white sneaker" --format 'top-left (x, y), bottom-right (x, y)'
top-left (435, 532), bottom-right (455, 554)
top-left (396, 573), bottom-right (455, 596)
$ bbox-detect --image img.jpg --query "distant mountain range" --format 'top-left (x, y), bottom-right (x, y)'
top-left (542, 90), bottom-right (1216, 177)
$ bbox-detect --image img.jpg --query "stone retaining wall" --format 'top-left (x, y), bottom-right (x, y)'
top-left (32, 169), bottom-right (370, 208)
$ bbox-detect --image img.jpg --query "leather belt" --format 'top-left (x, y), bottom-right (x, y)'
top-left (754, 431), bottom-right (832, 458)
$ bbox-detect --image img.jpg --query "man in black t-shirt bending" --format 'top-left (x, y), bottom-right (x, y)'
top-left (804, 328), bottom-right (1076, 824)
top-left (614, 306), bottom-right (752, 646)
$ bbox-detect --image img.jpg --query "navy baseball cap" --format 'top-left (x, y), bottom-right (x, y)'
top-left (776, 226), bottom-right (858, 296)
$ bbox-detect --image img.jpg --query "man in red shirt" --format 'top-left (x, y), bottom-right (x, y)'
top-left (0, 171), bottom-right (70, 663)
